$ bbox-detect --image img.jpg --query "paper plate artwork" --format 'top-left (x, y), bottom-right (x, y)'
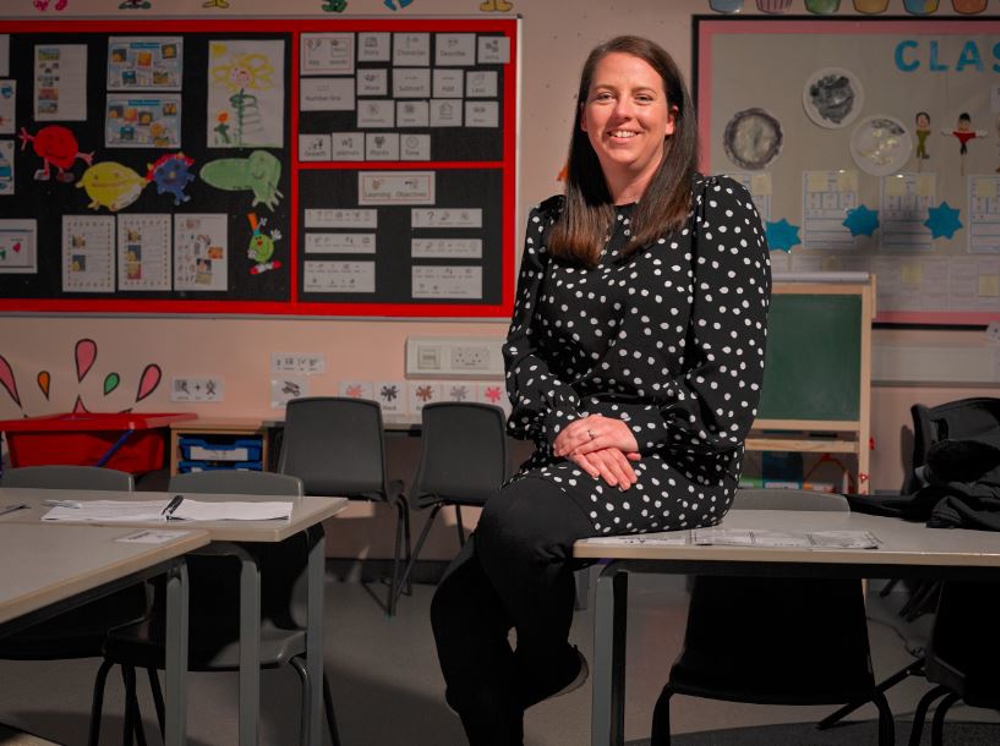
top-left (722, 108), bottom-right (783, 171)
top-left (850, 115), bottom-right (912, 176)
top-left (803, 67), bottom-right (864, 129)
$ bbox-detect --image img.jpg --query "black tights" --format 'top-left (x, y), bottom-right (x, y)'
top-left (430, 477), bottom-right (594, 746)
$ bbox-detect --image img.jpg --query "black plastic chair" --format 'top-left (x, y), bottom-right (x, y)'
top-left (395, 402), bottom-right (507, 601)
top-left (650, 488), bottom-right (894, 746)
top-left (89, 470), bottom-right (340, 746)
top-left (0, 466), bottom-right (150, 681)
top-left (907, 580), bottom-right (1000, 746)
top-left (278, 396), bottom-right (410, 615)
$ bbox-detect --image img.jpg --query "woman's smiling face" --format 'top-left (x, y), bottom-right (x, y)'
top-left (580, 51), bottom-right (676, 200)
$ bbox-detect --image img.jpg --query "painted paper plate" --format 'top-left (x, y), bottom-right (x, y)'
top-left (849, 115), bottom-right (912, 176)
top-left (722, 108), bottom-right (783, 171)
top-left (803, 67), bottom-right (864, 129)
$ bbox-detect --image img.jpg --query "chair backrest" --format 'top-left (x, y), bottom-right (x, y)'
top-left (412, 402), bottom-right (508, 508)
top-left (277, 396), bottom-right (389, 500)
top-left (732, 488), bottom-right (848, 513)
top-left (168, 469), bottom-right (303, 496)
top-left (906, 397), bottom-right (1000, 494)
top-left (1, 465), bottom-right (134, 491)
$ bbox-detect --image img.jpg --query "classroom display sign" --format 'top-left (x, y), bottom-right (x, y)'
top-left (0, 18), bottom-right (519, 319)
top-left (695, 16), bottom-right (1000, 327)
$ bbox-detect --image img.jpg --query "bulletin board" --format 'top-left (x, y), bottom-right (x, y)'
top-left (694, 16), bottom-right (1000, 327)
top-left (0, 17), bottom-right (519, 318)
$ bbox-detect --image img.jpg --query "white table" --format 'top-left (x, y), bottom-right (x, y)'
top-left (0, 488), bottom-right (348, 746)
top-left (0, 522), bottom-right (208, 746)
top-left (574, 509), bottom-right (1000, 746)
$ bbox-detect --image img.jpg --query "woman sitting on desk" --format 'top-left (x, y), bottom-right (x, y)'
top-left (431, 35), bottom-right (771, 746)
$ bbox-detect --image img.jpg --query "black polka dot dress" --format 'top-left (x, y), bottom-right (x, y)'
top-left (503, 174), bottom-right (771, 535)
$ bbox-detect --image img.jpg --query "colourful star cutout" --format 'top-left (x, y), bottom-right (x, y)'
top-left (765, 218), bottom-right (801, 252)
top-left (843, 205), bottom-right (879, 237)
top-left (924, 201), bottom-right (963, 240)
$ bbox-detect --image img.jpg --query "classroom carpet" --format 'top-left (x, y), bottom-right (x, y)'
top-left (627, 719), bottom-right (1000, 745)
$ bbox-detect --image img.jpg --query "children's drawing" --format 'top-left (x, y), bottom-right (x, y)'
top-left (0, 340), bottom-right (163, 417)
top-left (200, 150), bottom-right (283, 210)
top-left (207, 40), bottom-right (284, 148)
top-left (803, 68), bottom-right (863, 129)
top-left (383, 0), bottom-right (413, 9)
top-left (146, 152), bottom-right (195, 205)
top-left (18, 125), bottom-right (93, 182)
top-left (37, 371), bottom-right (50, 400)
top-left (202, 0), bottom-right (230, 7)
top-left (479, 0), bottom-right (512, 10)
top-left (943, 112), bottom-right (987, 176)
top-left (119, 0), bottom-right (153, 7)
top-left (33, 0), bottom-right (69, 10)
top-left (246, 212), bottom-right (282, 275)
top-left (77, 162), bottom-right (146, 212)
top-left (914, 111), bottom-right (932, 171)
top-left (850, 115), bottom-right (912, 177)
top-left (321, 0), bottom-right (347, 10)
top-left (76, 338), bottom-right (97, 382)
top-left (723, 108), bottom-right (783, 171)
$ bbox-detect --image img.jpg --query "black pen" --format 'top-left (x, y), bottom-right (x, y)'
top-left (161, 494), bottom-right (184, 519)
top-left (0, 503), bottom-right (29, 517)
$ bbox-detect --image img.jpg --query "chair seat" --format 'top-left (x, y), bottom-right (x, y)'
top-left (104, 617), bottom-right (307, 671)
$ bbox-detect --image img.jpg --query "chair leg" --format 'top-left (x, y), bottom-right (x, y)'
top-left (88, 660), bottom-right (114, 746)
top-left (322, 672), bottom-right (342, 746)
top-left (819, 658), bottom-right (924, 729)
top-left (871, 690), bottom-right (895, 746)
top-left (290, 656), bottom-right (312, 746)
top-left (147, 666), bottom-right (166, 740)
top-left (401, 495), bottom-right (412, 596)
top-left (908, 685), bottom-right (951, 746)
top-left (395, 504), bottom-right (443, 606)
top-left (931, 691), bottom-right (961, 746)
top-left (121, 665), bottom-right (136, 746)
top-left (387, 495), bottom-right (412, 616)
top-left (649, 686), bottom-right (674, 746)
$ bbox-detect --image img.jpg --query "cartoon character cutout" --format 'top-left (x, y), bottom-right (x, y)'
top-left (480, 0), bottom-right (513, 9)
top-left (914, 111), bottom-right (931, 171)
top-left (943, 112), bottom-right (987, 176)
top-left (247, 212), bottom-right (282, 275)
top-left (18, 126), bottom-right (93, 182)
top-left (33, 0), bottom-right (68, 10)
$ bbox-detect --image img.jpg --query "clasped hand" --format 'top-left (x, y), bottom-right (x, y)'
top-left (552, 415), bottom-right (640, 490)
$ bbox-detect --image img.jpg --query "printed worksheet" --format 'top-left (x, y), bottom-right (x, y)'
top-left (411, 265), bottom-right (482, 299)
top-left (117, 213), bottom-right (171, 291)
top-left (725, 171), bottom-right (771, 222)
top-left (105, 95), bottom-right (182, 148)
top-left (35, 45), bottom-right (88, 121)
top-left (802, 170), bottom-right (857, 251)
top-left (107, 37), bottom-right (183, 91)
top-left (0, 219), bottom-right (36, 273)
top-left (0, 140), bottom-right (13, 196)
top-left (881, 173), bottom-right (934, 251)
top-left (303, 260), bottom-right (375, 293)
top-left (0, 80), bottom-right (15, 135)
top-left (173, 213), bottom-right (228, 291)
top-left (968, 176), bottom-right (1000, 254)
top-left (62, 215), bottom-right (114, 292)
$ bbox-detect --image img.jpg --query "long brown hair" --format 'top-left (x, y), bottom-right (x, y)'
top-left (548, 36), bottom-right (699, 267)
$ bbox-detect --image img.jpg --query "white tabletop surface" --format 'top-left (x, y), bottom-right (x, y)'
top-left (0, 488), bottom-right (348, 543)
top-left (574, 509), bottom-right (1000, 568)
top-left (0, 522), bottom-right (208, 626)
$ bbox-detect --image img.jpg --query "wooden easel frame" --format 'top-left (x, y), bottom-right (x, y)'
top-left (746, 278), bottom-right (875, 494)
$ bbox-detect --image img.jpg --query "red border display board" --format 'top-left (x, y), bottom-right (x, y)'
top-left (0, 18), bottom-right (519, 318)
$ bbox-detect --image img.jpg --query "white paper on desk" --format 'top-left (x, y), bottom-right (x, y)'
top-left (168, 500), bottom-right (292, 521)
top-left (117, 529), bottom-right (193, 544)
top-left (584, 533), bottom-right (690, 546)
top-left (42, 500), bottom-right (169, 522)
top-left (691, 528), bottom-right (813, 548)
top-left (807, 531), bottom-right (881, 549)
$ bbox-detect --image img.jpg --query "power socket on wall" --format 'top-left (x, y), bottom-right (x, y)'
top-left (406, 337), bottom-right (504, 378)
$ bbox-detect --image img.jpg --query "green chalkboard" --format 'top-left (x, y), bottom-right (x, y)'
top-left (757, 294), bottom-right (862, 422)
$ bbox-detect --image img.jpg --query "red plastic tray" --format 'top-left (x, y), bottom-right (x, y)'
top-left (0, 412), bottom-right (197, 474)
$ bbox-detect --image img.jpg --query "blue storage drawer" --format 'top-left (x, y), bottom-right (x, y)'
top-left (178, 460), bottom-right (263, 473)
top-left (179, 437), bottom-right (262, 462)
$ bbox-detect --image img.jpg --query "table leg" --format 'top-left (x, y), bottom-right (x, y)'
top-left (591, 563), bottom-right (628, 746)
top-left (237, 547), bottom-right (262, 746)
top-left (306, 526), bottom-right (326, 746)
top-left (164, 558), bottom-right (190, 746)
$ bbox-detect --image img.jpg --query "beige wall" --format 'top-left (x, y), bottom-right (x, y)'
top-left (3, 0), bottom-right (999, 558)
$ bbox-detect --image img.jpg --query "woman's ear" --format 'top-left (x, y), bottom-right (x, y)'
top-left (664, 105), bottom-right (678, 137)
top-left (579, 101), bottom-right (588, 133)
